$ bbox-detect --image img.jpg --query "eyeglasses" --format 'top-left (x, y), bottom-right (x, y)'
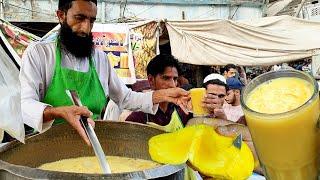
top-left (208, 93), bottom-right (226, 98)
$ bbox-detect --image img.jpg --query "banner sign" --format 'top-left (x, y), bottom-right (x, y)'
top-left (0, 19), bottom-right (40, 66)
top-left (130, 21), bottom-right (159, 80)
top-left (92, 23), bottom-right (136, 84)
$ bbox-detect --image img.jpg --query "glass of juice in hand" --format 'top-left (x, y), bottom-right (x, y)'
top-left (241, 70), bottom-right (320, 180)
top-left (189, 88), bottom-right (209, 117)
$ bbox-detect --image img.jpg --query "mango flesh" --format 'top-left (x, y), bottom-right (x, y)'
top-left (148, 125), bottom-right (198, 164)
top-left (148, 125), bottom-right (254, 179)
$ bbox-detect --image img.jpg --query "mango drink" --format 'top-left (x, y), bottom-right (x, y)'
top-left (120, 53), bottom-right (128, 69)
top-left (241, 71), bottom-right (320, 180)
top-left (190, 88), bottom-right (209, 117)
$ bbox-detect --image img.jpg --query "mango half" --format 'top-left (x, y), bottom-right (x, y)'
top-left (148, 125), bottom-right (254, 180)
top-left (148, 125), bottom-right (198, 164)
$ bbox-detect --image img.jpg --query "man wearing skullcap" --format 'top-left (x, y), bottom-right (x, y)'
top-left (202, 73), bottom-right (228, 120)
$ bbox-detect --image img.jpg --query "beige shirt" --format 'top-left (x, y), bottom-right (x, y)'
top-left (223, 103), bottom-right (244, 122)
top-left (20, 39), bottom-right (157, 133)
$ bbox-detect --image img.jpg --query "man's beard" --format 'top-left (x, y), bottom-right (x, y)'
top-left (59, 22), bottom-right (94, 58)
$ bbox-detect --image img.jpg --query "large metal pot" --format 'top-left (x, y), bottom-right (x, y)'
top-left (0, 121), bottom-right (185, 179)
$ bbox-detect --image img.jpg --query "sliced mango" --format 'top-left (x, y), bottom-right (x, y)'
top-left (149, 125), bottom-right (198, 164)
top-left (148, 125), bottom-right (254, 180)
top-left (189, 126), bottom-right (254, 179)
top-left (223, 144), bottom-right (254, 180)
top-left (188, 126), bottom-right (229, 178)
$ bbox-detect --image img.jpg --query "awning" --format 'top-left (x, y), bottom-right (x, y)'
top-left (166, 15), bottom-right (320, 66)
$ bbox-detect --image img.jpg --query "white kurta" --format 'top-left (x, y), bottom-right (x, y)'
top-left (20, 39), bottom-right (157, 133)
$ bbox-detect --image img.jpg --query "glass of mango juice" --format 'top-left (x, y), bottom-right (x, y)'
top-left (241, 70), bottom-right (320, 180)
top-left (189, 88), bottom-right (209, 117)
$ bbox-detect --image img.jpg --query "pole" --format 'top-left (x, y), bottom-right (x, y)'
top-left (101, 1), bottom-right (106, 23)
top-left (31, 0), bottom-right (36, 19)
top-left (294, 0), bottom-right (306, 17)
top-left (0, 0), bottom-right (4, 19)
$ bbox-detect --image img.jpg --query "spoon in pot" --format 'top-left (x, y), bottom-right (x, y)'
top-left (66, 90), bottom-right (111, 174)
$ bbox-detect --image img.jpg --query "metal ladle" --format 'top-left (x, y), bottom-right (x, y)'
top-left (66, 90), bottom-right (111, 174)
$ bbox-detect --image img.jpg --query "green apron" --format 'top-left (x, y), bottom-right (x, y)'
top-left (43, 40), bottom-right (108, 124)
top-left (146, 108), bottom-right (184, 132)
top-left (147, 109), bottom-right (200, 180)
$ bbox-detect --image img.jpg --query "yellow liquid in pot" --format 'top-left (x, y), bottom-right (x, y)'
top-left (38, 156), bottom-right (160, 174)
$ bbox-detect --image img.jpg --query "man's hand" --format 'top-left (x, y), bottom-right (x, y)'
top-left (152, 88), bottom-right (190, 114)
top-left (202, 94), bottom-right (227, 119)
top-left (202, 93), bottom-right (222, 111)
top-left (43, 106), bottom-right (95, 146)
top-left (213, 108), bottom-right (227, 120)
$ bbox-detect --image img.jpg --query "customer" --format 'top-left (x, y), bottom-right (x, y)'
top-left (202, 73), bottom-right (228, 120)
top-left (126, 54), bottom-right (192, 132)
top-left (224, 77), bottom-right (245, 122)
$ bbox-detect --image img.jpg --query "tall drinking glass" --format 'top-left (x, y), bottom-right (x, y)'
top-left (241, 70), bottom-right (320, 180)
top-left (190, 88), bottom-right (209, 117)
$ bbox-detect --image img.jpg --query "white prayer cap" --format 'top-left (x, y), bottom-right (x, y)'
top-left (203, 73), bottom-right (226, 84)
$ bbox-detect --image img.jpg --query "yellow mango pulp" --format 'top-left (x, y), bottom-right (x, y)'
top-left (148, 125), bottom-right (198, 164)
top-left (148, 125), bottom-right (254, 179)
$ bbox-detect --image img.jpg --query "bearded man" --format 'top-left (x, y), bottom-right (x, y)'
top-left (20, 0), bottom-right (189, 145)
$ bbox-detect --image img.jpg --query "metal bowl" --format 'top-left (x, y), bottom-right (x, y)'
top-left (0, 121), bottom-right (185, 179)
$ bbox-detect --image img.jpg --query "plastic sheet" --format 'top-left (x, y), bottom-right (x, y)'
top-left (0, 40), bottom-right (24, 143)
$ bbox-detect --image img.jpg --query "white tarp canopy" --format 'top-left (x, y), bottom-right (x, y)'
top-left (166, 15), bottom-right (320, 66)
